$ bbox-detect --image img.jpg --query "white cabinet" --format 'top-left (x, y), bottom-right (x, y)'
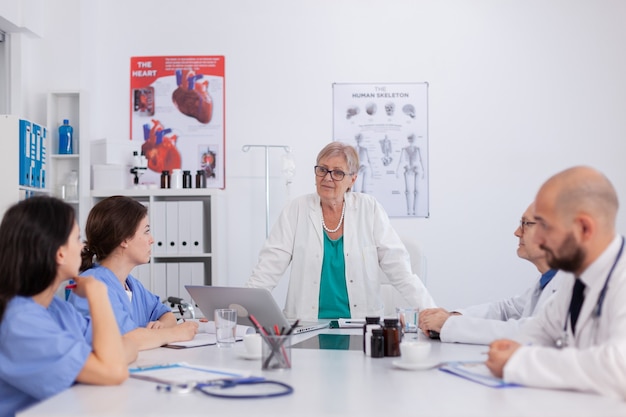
top-left (0, 115), bottom-right (50, 218)
top-left (47, 91), bottom-right (90, 230)
top-left (91, 189), bottom-right (225, 303)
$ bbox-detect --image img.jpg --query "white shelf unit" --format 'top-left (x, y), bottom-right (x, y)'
top-left (91, 188), bottom-right (226, 303)
top-left (47, 91), bottom-right (90, 230)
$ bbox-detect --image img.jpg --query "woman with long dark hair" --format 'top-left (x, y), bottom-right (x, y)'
top-left (0, 197), bottom-right (137, 417)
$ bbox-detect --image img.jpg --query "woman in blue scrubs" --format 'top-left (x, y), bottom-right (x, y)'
top-left (0, 196), bottom-right (138, 417)
top-left (68, 196), bottom-right (198, 350)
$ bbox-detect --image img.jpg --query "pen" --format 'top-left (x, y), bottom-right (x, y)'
top-left (177, 304), bottom-right (186, 322)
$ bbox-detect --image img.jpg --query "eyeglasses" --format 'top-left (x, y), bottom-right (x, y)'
top-left (519, 219), bottom-right (537, 232)
top-left (314, 165), bottom-right (349, 181)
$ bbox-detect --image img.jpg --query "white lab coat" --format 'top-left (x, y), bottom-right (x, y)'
top-left (246, 192), bottom-right (436, 320)
top-left (439, 270), bottom-right (569, 345)
top-left (504, 236), bottom-right (626, 400)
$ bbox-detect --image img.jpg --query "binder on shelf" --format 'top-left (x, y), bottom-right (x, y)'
top-left (177, 201), bottom-right (192, 254)
top-left (178, 262), bottom-right (193, 301)
top-left (165, 201), bottom-right (179, 254)
top-left (189, 200), bottom-right (205, 253)
top-left (28, 121), bottom-right (36, 187)
top-left (190, 262), bottom-right (205, 287)
top-left (18, 119), bottom-right (28, 186)
top-left (40, 127), bottom-right (47, 189)
top-left (131, 264), bottom-right (151, 291)
top-left (152, 201), bottom-right (167, 255)
top-left (153, 263), bottom-right (167, 301)
top-left (166, 262), bottom-right (179, 299)
top-left (33, 124), bottom-right (43, 188)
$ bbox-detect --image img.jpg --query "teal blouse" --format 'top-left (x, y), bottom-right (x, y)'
top-left (318, 232), bottom-right (351, 319)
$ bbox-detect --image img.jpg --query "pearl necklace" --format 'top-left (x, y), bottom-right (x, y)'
top-left (321, 202), bottom-right (345, 233)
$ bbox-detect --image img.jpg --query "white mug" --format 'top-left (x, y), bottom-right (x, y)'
top-left (399, 341), bottom-right (431, 364)
top-left (243, 333), bottom-right (262, 356)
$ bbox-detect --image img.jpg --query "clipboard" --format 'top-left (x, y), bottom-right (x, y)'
top-left (439, 361), bottom-right (520, 388)
top-left (129, 363), bottom-right (250, 385)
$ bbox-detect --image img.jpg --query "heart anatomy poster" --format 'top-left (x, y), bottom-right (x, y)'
top-left (333, 83), bottom-right (429, 218)
top-left (130, 56), bottom-right (225, 189)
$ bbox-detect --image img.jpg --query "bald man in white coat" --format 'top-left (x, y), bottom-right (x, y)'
top-left (487, 166), bottom-right (626, 400)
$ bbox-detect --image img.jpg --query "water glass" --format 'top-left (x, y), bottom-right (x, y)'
top-left (214, 308), bottom-right (237, 348)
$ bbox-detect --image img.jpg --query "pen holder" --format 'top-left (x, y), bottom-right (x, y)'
top-left (262, 335), bottom-right (292, 371)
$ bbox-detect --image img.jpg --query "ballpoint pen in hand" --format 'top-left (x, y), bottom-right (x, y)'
top-left (177, 304), bottom-right (186, 322)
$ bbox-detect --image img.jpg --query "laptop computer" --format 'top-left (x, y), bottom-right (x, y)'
top-left (185, 285), bottom-right (330, 334)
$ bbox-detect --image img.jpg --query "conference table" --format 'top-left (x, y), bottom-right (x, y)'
top-left (18, 328), bottom-right (626, 417)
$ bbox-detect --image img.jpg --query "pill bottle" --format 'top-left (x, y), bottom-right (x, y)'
top-left (195, 170), bottom-right (206, 188)
top-left (160, 170), bottom-right (170, 189)
top-left (171, 169), bottom-right (183, 189)
top-left (370, 328), bottom-right (385, 358)
top-left (182, 170), bottom-right (192, 188)
top-left (383, 318), bottom-right (401, 357)
top-left (363, 316), bottom-right (381, 356)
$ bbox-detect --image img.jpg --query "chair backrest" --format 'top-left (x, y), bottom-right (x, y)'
top-left (379, 235), bottom-right (426, 317)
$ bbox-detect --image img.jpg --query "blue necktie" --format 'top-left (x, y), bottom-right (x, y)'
top-left (568, 278), bottom-right (586, 335)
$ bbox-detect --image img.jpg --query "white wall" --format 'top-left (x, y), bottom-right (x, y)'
top-left (8, 0), bottom-right (626, 309)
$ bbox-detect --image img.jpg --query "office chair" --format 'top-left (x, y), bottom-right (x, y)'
top-left (380, 235), bottom-right (426, 317)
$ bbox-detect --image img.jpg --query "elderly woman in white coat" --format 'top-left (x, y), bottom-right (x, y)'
top-left (245, 141), bottom-right (435, 320)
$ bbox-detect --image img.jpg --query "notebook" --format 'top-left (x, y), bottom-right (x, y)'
top-left (185, 285), bottom-right (330, 334)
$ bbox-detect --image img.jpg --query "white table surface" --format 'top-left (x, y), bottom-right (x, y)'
top-left (18, 329), bottom-right (626, 417)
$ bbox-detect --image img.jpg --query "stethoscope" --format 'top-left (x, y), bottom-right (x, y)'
top-left (555, 236), bottom-right (625, 349)
top-left (156, 377), bottom-right (294, 399)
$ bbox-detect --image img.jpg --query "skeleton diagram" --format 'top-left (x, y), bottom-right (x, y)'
top-left (396, 133), bottom-right (424, 215)
top-left (379, 135), bottom-right (393, 166)
top-left (354, 133), bottom-right (372, 193)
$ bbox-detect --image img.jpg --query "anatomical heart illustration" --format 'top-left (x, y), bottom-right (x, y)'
top-left (141, 119), bottom-right (181, 173)
top-left (172, 69), bottom-right (213, 124)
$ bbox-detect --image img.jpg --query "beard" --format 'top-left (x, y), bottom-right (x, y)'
top-left (541, 232), bottom-right (586, 273)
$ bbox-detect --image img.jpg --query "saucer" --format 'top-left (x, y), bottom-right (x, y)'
top-left (392, 360), bottom-right (439, 371)
top-left (237, 351), bottom-right (262, 360)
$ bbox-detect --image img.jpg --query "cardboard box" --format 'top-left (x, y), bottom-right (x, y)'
top-left (92, 164), bottom-right (128, 190)
top-left (91, 138), bottom-right (138, 166)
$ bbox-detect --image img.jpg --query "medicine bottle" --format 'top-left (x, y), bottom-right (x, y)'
top-left (363, 316), bottom-right (381, 356)
top-left (182, 170), bottom-right (192, 188)
top-left (160, 170), bottom-right (170, 189)
top-left (370, 328), bottom-right (385, 358)
top-left (171, 169), bottom-right (183, 189)
top-left (195, 170), bottom-right (206, 188)
top-left (383, 318), bottom-right (401, 357)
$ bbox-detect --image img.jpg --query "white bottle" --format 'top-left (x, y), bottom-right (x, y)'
top-left (64, 170), bottom-right (78, 201)
top-left (171, 169), bottom-right (183, 189)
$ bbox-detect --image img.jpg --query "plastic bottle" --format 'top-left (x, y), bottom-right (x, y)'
top-left (383, 318), bottom-right (401, 357)
top-left (160, 170), bottom-right (170, 189)
top-left (182, 170), bottom-right (192, 188)
top-left (133, 151), bottom-right (141, 167)
top-left (195, 170), bottom-right (206, 188)
top-left (64, 170), bottom-right (78, 201)
top-left (363, 316), bottom-right (381, 356)
top-left (370, 328), bottom-right (385, 358)
top-left (171, 169), bottom-right (183, 189)
top-left (58, 119), bottom-right (74, 154)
